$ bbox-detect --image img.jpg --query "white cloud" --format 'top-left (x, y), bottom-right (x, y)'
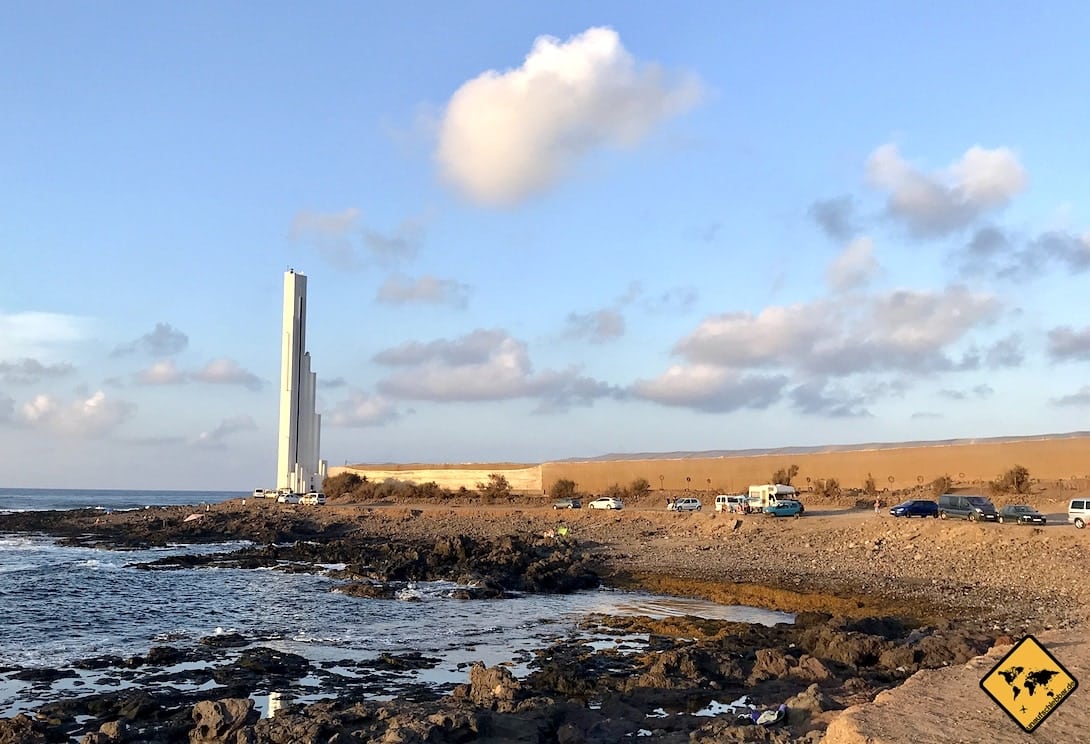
top-left (674, 304), bottom-right (828, 368)
top-left (374, 329), bottom-right (619, 411)
top-left (136, 359), bottom-right (186, 385)
top-left (363, 215), bottom-right (427, 263)
top-left (290, 208), bottom-right (362, 268)
top-left (0, 358), bottom-right (76, 385)
top-left (134, 358), bottom-right (262, 390)
top-left (0, 311), bottom-right (90, 360)
top-left (809, 196), bottom-right (857, 241)
top-left (435, 26), bottom-right (702, 206)
top-left (1032, 230), bottom-right (1090, 273)
top-left (866, 144), bottom-right (1026, 236)
top-left (290, 207), bottom-right (361, 239)
top-left (377, 274), bottom-right (470, 308)
top-left (563, 308), bottom-right (626, 343)
top-left (1053, 386), bottom-right (1090, 407)
top-left (18, 391), bottom-right (134, 437)
top-left (328, 392), bottom-right (400, 427)
top-left (1048, 326), bottom-right (1090, 362)
top-left (631, 365), bottom-right (787, 412)
top-left (789, 381), bottom-right (870, 417)
top-left (290, 209), bottom-right (425, 268)
top-left (193, 359), bottom-right (263, 391)
top-left (649, 285), bottom-right (1004, 414)
top-left (111, 322), bottom-right (189, 357)
top-left (827, 236), bottom-right (878, 291)
top-left (194, 415), bottom-right (257, 447)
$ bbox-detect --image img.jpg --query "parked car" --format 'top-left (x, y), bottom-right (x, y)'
top-left (714, 494), bottom-right (749, 513)
top-left (277, 492), bottom-right (300, 504)
top-left (667, 497), bottom-right (702, 512)
top-left (552, 497), bottom-right (581, 510)
top-left (301, 491), bottom-right (326, 506)
top-left (765, 499), bottom-right (803, 518)
top-left (1068, 499), bottom-right (1090, 529)
top-left (889, 499), bottom-right (939, 518)
top-left (588, 497), bottom-right (623, 510)
top-left (996, 504), bottom-right (1044, 524)
top-left (938, 493), bottom-right (998, 521)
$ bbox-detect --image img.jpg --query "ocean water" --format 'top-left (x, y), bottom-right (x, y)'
top-left (0, 487), bottom-right (241, 513)
top-left (0, 489), bottom-right (794, 716)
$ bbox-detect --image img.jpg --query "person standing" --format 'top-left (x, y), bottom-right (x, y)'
top-left (873, 497), bottom-right (881, 515)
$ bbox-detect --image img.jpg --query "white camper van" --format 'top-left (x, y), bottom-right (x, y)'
top-left (746, 484), bottom-right (798, 511)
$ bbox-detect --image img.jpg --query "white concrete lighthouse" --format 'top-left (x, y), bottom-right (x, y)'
top-left (276, 269), bottom-right (327, 493)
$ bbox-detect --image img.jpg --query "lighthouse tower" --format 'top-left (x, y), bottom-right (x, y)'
top-left (276, 269), bottom-right (327, 493)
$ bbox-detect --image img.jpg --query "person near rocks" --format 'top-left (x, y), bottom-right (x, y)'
top-left (873, 497), bottom-right (881, 515)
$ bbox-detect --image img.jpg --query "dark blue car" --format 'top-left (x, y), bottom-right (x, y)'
top-left (889, 499), bottom-right (939, 518)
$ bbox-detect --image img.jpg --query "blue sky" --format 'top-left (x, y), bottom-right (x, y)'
top-left (3, 3), bottom-right (1089, 489)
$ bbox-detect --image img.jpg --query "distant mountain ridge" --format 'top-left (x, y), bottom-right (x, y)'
top-left (556, 431), bottom-right (1090, 463)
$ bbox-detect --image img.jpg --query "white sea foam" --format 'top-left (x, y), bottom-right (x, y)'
top-left (0, 562), bottom-right (41, 574)
top-left (692, 695), bottom-right (750, 717)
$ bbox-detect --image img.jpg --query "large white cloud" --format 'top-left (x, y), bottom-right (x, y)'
top-left (631, 365), bottom-right (787, 412)
top-left (674, 304), bottom-right (829, 368)
top-left (645, 285), bottom-right (1007, 416)
top-left (866, 144), bottom-right (1026, 236)
top-left (675, 286), bottom-right (999, 376)
top-left (328, 392), bottom-right (400, 427)
top-left (134, 358), bottom-right (263, 390)
top-left (435, 26), bottom-right (702, 206)
top-left (374, 329), bottom-right (619, 412)
top-left (18, 391), bottom-right (134, 437)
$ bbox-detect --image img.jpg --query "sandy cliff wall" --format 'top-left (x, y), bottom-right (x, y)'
top-left (331, 434), bottom-right (1090, 495)
top-left (327, 463), bottom-right (544, 493)
top-left (542, 435), bottom-right (1090, 493)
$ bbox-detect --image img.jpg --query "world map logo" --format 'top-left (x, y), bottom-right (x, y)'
top-left (980, 636), bottom-right (1077, 732)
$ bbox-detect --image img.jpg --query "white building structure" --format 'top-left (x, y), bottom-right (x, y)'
top-left (276, 269), bottom-right (327, 493)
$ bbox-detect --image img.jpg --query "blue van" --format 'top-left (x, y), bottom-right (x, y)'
top-left (938, 493), bottom-right (998, 522)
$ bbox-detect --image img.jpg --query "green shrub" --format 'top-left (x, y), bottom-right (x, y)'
top-left (323, 472), bottom-right (364, 499)
top-left (812, 478), bottom-right (841, 499)
top-left (771, 464), bottom-right (799, 486)
top-left (991, 465), bottom-right (1031, 495)
top-left (931, 474), bottom-right (953, 498)
top-left (603, 483), bottom-right (625, 499)
top-left (550, 479), bottom-right (578, 500)
top-left (477, 473), bottom-right (512, 502)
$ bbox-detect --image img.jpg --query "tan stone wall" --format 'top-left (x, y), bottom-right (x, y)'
top-left (328, 464), bottom-right (543, 493)
top-left (541, 435), bottom-right (1090, 494)
top-left (330, 434), bottom-right (1090, 496)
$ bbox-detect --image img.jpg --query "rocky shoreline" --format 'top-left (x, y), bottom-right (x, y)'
top-left (2, 498), bottom-right (1083, 743)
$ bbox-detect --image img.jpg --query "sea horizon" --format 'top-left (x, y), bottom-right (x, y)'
top-left (0, 487), bottom-right (242, 513)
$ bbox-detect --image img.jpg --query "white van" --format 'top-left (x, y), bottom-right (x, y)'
top-left (715, 494), bottom-right (749, 513)
top-left (747, 484), bottom-right (797, 511)
top-left (1069, 499), bottom-right (1090, 529)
